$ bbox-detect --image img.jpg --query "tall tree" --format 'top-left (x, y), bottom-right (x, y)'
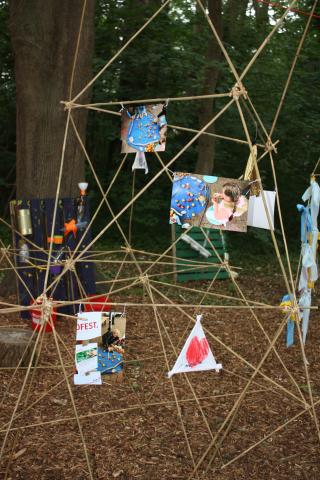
top-left (253, 0), bottom-right (269, 27)
top-left (196, 0), bottom-right (222, 174)
top-left (9, 0), bottom-right (95, 199)
top-left (224, 0), bottom-right (250, 46)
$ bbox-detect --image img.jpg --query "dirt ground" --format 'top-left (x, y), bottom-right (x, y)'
top-left (0, 272), bottom-right (320, 480)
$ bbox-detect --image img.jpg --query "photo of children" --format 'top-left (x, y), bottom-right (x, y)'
top-left (169, 173), bottom-right (250, 232)
top-left (74, 311), bottom-right (126, 385)
top-left (121, 103), bottom-right (167, 153)
top-left (98, 312), bottom-right (126, 376)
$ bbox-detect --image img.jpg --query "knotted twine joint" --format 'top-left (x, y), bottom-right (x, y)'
top-left (290, 307), bottom-right (301, 323)
top-left (36, 294), bottom-right (54, 325)
top-left (280, 298), bottom-right (301, 323)
top-left (229, 83), bottom-right (248, 101)
top-left (139, 274), bottom-right (149, 285)
top-left (265, 139), bottom-right (278, 154)
top-left (61, 100), bottom-right (76, 111)
top-left (64, 258), bottom-right (76, 273)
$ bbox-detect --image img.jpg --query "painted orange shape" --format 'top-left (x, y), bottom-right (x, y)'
top-left (64, 219), bottom-right (77, 237)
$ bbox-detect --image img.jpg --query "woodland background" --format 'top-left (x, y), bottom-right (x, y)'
top-left (0, 0), bottom-right (319, 262)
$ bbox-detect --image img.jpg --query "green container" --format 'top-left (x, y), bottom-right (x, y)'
top-left (173, 226), bottom-right (229, 282)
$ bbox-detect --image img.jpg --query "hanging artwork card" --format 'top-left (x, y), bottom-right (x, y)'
top-left (168, 315), bottom-right (222, 378)
top-left (169, 173), bottom-right (250, 233)
top-left (74, 310), bottom-right (126, 383)
top-left (121, 103), bottom-right (167, 154)
top-left (247, 190), bottom-right (276, 230)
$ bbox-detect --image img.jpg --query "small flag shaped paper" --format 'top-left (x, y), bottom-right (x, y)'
top-left (168, 315), bottom-right (222, 378)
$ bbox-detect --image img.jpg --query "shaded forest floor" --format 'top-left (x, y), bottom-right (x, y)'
top-left (0, 267), bottom-right (320, 480)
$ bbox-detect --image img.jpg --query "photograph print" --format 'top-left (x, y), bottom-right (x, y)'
top-left (121, 103), bottom-right (167, 153)
top-left (74, 311), bottom-right (126, 385)
top-left (169, 173), bottom-right (250, 232)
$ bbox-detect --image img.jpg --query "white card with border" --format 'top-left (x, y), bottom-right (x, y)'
top-left (247, 190), bottom-right (276, 230)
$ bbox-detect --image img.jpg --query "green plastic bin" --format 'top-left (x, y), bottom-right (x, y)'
top-left (173, 226), bottom-right (229, 282)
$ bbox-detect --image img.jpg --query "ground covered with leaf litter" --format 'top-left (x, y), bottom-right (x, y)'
top-left (0, 272), bottom-right (320, 480)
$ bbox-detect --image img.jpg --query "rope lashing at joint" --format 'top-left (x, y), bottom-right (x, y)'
top-left (229, 83), bottom-right (248, 101)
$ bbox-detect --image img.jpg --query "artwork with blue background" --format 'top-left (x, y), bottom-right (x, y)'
top-left (169, 172), bottom-right (250, 232)
top-left (121, 103), bottom-right (167, 153)
top-left (97, 347), bottom-right (123, 375)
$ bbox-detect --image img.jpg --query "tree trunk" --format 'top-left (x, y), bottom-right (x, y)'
top-left (0, 329), bottom-right (39, 367)
top-left (9, 0), bottom-right (95, 199)
top-left (196, 0), bottom-right (222, 175)
top-left (253, 1), bottom-right (269, 27)
top-left (224, 0), bottom-right (250, 45)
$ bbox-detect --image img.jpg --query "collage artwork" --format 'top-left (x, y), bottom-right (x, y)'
top-left (120, 103), bottom-right (168, 173)
top-left (121, 103), bottom-right (167, 154)
top-left (170, 173), bottom-right (276, 232)
top-left (74, 309), bottom-right (126, 385)
top-left (169, 173), bottom-right (250, 232)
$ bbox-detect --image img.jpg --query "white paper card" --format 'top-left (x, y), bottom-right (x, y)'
top-left (74, 371), bottom-right (102, 385)
top-left (168, 315), bottom-right (222, 378)
top-left (76, 312), bottom-right (102, 341)
top-left (247, 190), bottom-right (276, 230)
top-left (75, 343), bottom-right (98, 374)
top-left (132, 151), bottom-right (148, 174)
